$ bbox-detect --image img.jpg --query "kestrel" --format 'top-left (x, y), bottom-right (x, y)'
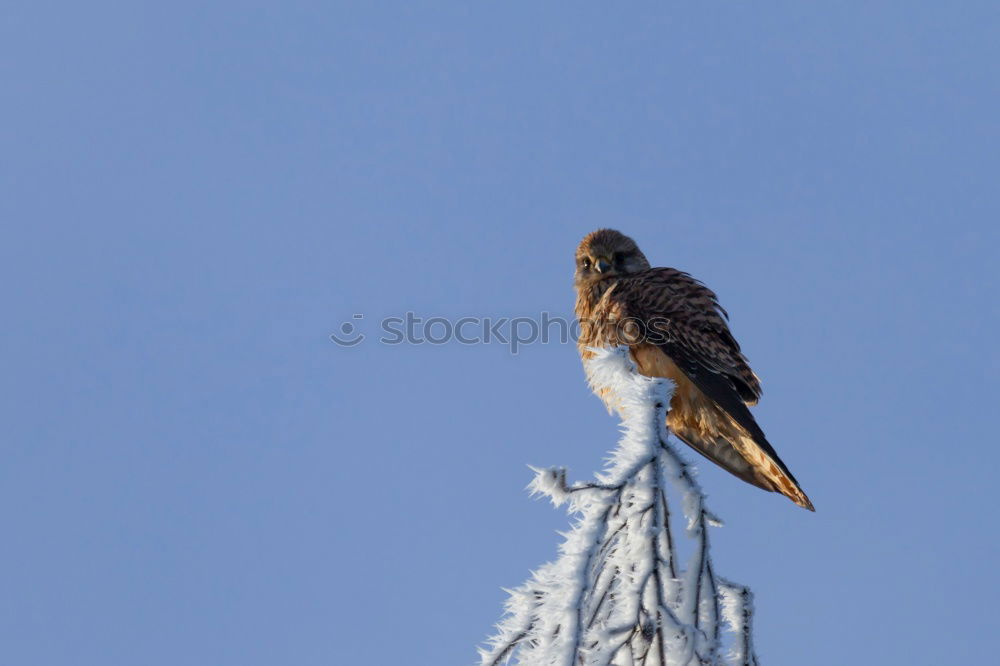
top-left (574, 229), bottom-right (814, 510)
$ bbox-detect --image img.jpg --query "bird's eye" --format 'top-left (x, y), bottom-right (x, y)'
top-left (582, 258), bottom-right (591, 269)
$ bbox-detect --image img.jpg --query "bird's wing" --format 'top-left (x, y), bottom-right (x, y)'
top-left (606, 268), bottom-right (812, 509)
top-left (611, 268), bottom-right (760, 397)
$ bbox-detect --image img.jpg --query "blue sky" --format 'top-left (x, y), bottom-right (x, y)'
top-left (3, 2), bottom-right (998, 664)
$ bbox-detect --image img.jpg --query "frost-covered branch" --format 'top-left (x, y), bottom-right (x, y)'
top-left (479, 347), bottom-right (759, 666)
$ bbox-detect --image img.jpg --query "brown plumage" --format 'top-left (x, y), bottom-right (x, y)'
top-left (574, 229), bottom-right (814, 511)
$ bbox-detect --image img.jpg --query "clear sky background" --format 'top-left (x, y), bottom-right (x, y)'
top-left (3, 2), bottom-right (998, 664)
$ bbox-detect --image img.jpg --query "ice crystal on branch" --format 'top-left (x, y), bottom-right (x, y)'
top-left (479, 347), bottom-right (759, 666)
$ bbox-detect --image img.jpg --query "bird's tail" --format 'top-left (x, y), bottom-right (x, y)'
top-left (668, 413), bottom-right (815, 511)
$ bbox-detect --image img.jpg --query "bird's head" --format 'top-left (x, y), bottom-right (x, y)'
top-left (574, 229), bottom-right (650, 286)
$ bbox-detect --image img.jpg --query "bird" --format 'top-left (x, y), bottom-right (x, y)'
top-left (574, 229), bottom-right (814, 511)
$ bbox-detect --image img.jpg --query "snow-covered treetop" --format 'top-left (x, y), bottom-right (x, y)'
top-left (479, 347), bottom-right (759, 666)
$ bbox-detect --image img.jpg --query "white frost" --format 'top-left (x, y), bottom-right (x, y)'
top-left (479, 347), bottom-right (760, 666)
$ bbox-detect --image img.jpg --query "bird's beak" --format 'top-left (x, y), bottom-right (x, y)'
top-left (595, 258), bottom-right (612, 274)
